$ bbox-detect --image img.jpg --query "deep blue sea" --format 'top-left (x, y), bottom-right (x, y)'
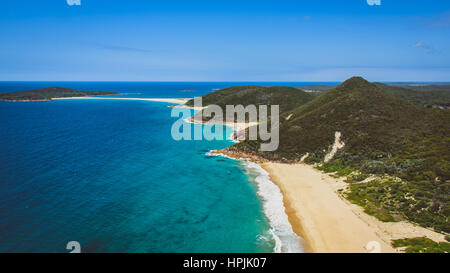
top-left (0, 82), bottom-right (334, 253)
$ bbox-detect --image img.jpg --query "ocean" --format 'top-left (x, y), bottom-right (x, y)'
top-left (0, 82), bottom-right (334, 253)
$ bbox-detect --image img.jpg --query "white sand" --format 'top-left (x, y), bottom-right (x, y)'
top-left (187, 113), bottom-right (258, 141)
top-left (188, 118), bottom-right (258, 135)
top-left (261, 162), bottom-right (446, 253)
top-left (56, 95), bottom-right (447, 252)
top-left (53, 97), bottom-right (190, 104)
top-left (324, 132), bottom-right (345, 162)
top-left (183, 106), bottom-right (258, 141)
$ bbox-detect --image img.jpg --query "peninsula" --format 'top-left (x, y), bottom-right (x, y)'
top-left (0, 87), bottom-right (119, 101)
top-left (189, 77), bottom-right (450, 253)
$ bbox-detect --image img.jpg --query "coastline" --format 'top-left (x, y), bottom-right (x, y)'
top-left (214, 149), bottom-right (446, 253)
top-left (187, 117), bottom-right (257, 142)
top-left (208, 151), bottom-right (306, 253)
top-left (31, 95), bottom-right (447, 252)
top-left (53, 97), bottom-right (191, 104)
top-left (197, 114), bottom-right (304, 252)
top-left (184, 108), bottom-right (258, 142)
top-left (183, 99), bottom-right (448, 253)
top-left (261, 162), bottom-right (396, 253)
top-left (1, 97), bottom-right (191, 103)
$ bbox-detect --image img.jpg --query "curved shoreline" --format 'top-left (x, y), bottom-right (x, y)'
top-left (48, 97), bottom-right (447, 252)
top-left (261, 163), bottom-right (396, 253)
top-left (242, 161), bottom-right (306, 253)
top-left (261, 162), bottom-right (448, 253)
top-left (212, 147), bottom-right (447, 253)
top-left (208, 151), bottom-right (306, 253)
top-left (178, 105), bottom-right (302, 252)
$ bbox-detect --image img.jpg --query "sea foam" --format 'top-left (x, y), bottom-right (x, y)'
top-left (242, 161), bottom-right (305, 253)
top-left (207, 150), bottom-right (305, 253)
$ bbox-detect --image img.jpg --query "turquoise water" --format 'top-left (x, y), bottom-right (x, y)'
top-left (0, 82), bottom-right (310, 253)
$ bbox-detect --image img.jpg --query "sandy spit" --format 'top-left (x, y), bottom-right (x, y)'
top-left (53, 97), bottom-right (191, 104)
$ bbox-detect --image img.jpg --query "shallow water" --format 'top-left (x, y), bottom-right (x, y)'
top-left (0, 82), bottom-right (308, 253)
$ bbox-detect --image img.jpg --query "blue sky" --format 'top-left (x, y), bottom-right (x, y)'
top-left (1, 0), bottom-right (450, 81)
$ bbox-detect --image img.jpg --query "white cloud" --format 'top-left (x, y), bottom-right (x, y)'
top-left (66, 0), bottom-right (81, 6)
top-left (411, 41), bottom-right (436, 53)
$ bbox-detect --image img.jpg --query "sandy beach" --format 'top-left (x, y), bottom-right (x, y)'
top-left (186, 107), bottom-right (258, 141)
top-left (261, 162), bottom-right (446, 253)
top-left (53, 97), bottom-right (191, 104)
top-left (187, 116), bottom-right (258, 141)
top-left (56, 95), bottom-right (447, 253)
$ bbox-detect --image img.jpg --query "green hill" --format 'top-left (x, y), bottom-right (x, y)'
top-left (227, 77), bottom-right (449, 232)
top-left (185, 86), bottom-right (314, 121)
top-left (296, 82), bottom-right (450, 108)
top-left (240, 77), bottom-right (448, 160)
top-left (0, 87), bottom-right (118, 101)
top-left (374, 83), bottom-right (450, 108)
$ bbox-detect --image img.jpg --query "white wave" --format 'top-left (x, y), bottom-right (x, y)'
top-left (206, 151), bottom-right (305, 252)
top-left (205, 151), bottom-right (234, 160)
top-left (242, 161), bottom-right (305, 253)
top-left (205, 126), bottom-right (305, 252)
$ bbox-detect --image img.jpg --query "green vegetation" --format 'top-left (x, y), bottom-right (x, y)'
top-left (392, 237), bottom-right (450, 253)
top-left (345, 176), bottom-right (442, 224)
top-left (186, 86), bottom-right (314, 121)
top-left (401, 84), bottom-right (450, 93)
top-left (297, 82), bottom-right (450, 108)
top-left (317, 159), bottom-right (356, 177)
top-left (0, 87), bottom-right (118, 101)
top-left (297, 85), bottom-right (336, 93)
top-left (186, 86), bottom-right (313, 111)
top-left (313, 149), bottom-right (450, 232)
top-left (196, 77), bottom-right (449, 233)
top-left (374, 83), bottom-right (450, 108)
top-left (346, 179), bottom-right (399, 222)
top-left (316, 150), bottom-right (448, 229)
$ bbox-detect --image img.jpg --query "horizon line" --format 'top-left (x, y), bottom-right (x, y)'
top-left (1, 80), bottom-right (450, 83)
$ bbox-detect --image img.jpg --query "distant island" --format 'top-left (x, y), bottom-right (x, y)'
top-left (0, 87), bottom-right (119, 101)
